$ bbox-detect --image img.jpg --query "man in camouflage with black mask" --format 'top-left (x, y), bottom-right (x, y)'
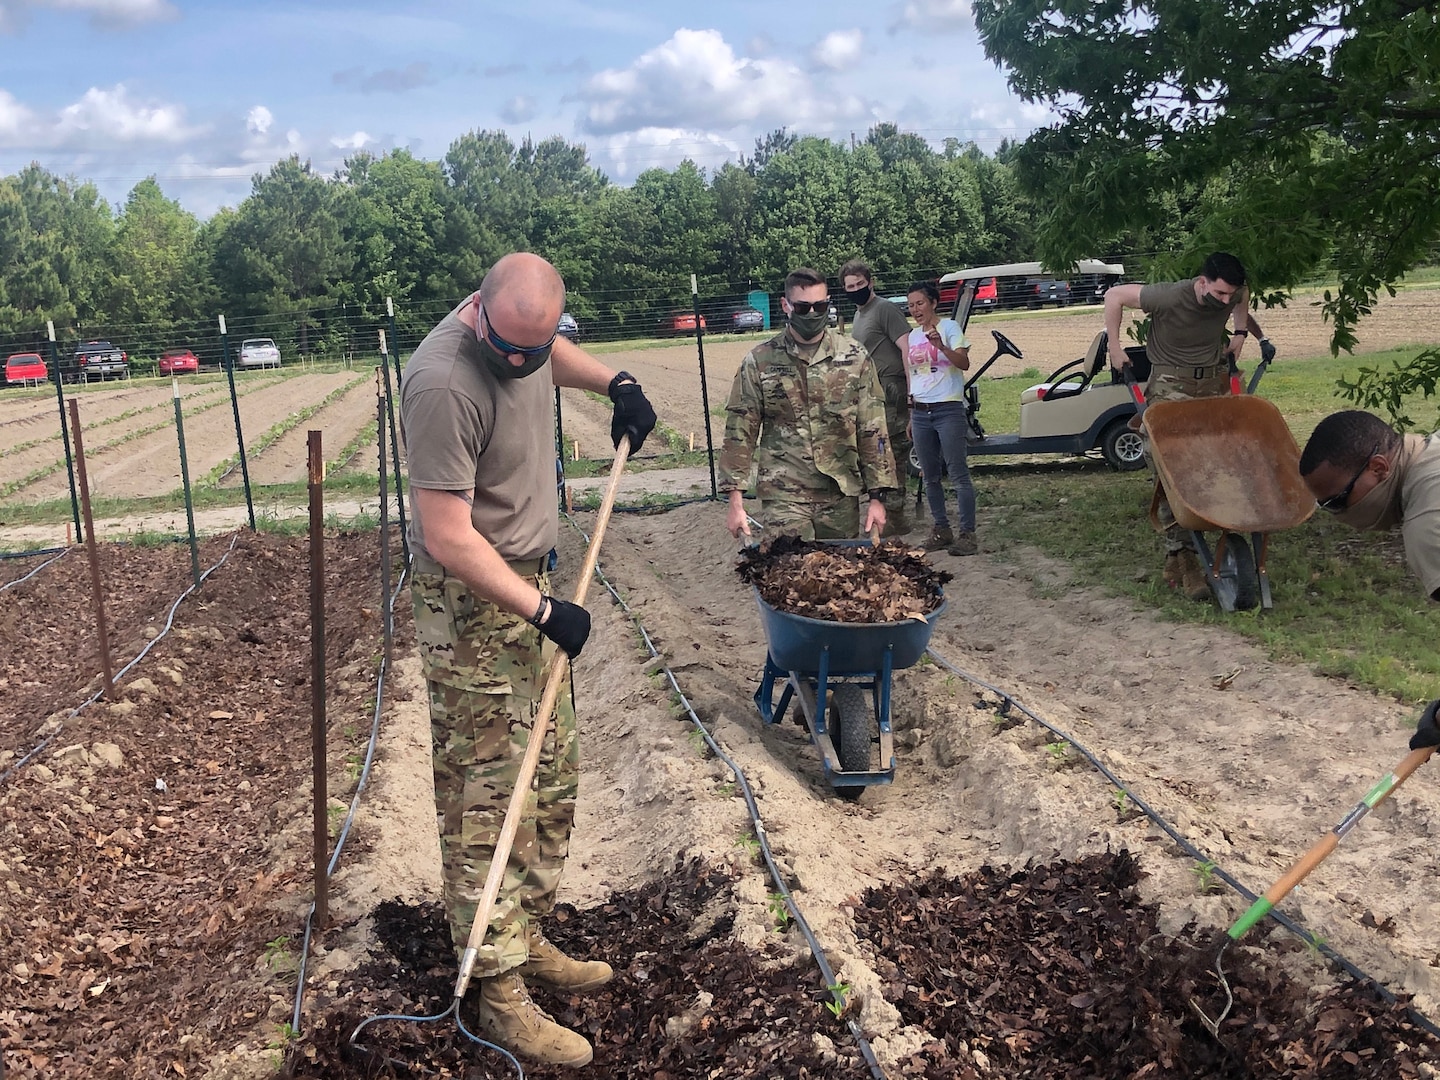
top-left (720, 267), bottom-right (899, 540)
top-left (400, 251), bottom-right (656, 1068)
top-left (1105, 252), bottom-right (1272, 600)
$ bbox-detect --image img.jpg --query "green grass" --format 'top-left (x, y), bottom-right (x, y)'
top-left (956, 343), bottom-right (1440, 706)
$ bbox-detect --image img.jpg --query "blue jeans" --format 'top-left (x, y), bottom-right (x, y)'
top-left (911, 400), bottom-right (975, 533)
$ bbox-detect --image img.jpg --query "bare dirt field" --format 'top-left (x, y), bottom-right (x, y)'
top-left (4, 492), bottom-right (1440, 1076)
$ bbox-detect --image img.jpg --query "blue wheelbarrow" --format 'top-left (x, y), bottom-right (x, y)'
top-left (751, 544), bottom-right (946, 800)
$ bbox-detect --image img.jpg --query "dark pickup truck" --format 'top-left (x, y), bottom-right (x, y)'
top-left (69, 340), bottom-right (130, 382)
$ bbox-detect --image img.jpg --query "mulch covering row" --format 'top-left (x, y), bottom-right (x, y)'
top-left (290, 851), bottom-right (1435, 1079)
top-left (737, 536), bottom-right (952, 623)
top-left (855, 851), bottom-right (1438, 1078)
top-left (0, 531), bottom-right (397, 1079)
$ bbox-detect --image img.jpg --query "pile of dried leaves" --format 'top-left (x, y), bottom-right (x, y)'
top-left (737, 535), bottom-right (951, 623)
top-left (855, 851), bottom-right (1439, 1078)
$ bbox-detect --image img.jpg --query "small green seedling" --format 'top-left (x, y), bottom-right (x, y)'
top-left (716, 781), bottom-right (736, 798)
top-left (266, 1021), bottom-right (300, 1049)
top-left (263, 935), bottom-right (292, 969)
top-left (767, 892), bottom-right (792, 931)
top-left (1045, 740), bottom-right (1069, 763)
top-left (735, 832), bottom-right (760, 859)
top-left (344, 752), bottom-right (363, 782)
top-left (1303, 932), bottom-right (1327, 958)
top-left (825, 981), bottom-right (852, 1018)
top-left (1191, 860), bottom-right (1222, 895)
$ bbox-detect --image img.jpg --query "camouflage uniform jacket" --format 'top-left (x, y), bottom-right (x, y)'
top-left (718, 328), bottom-right (898, 500)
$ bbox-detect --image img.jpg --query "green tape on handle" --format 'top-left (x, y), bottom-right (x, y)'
top-left (1228, 897), bottom-right (1275, 941)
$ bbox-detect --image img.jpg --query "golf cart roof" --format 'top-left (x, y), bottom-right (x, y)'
top-left (939, 259), bottom-right (1125, 284)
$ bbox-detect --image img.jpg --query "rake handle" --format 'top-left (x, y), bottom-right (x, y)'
top-left (453, 435), bottom-right (631, 999)
top-left (1227, 745), bottom-right (1434, 940)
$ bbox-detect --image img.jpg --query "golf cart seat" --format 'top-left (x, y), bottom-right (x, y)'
top-left (1019, 331), bottom-right (1111, 404)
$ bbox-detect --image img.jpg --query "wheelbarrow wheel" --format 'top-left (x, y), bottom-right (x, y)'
top-left (1213, 532), bottom-right (1260, 611)
top-left (829, 684), bottom-right (874, 800)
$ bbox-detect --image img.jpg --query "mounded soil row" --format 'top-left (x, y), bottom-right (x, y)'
top-left (0, 531), bottom-right (399, 1079)
top-left (221, 374), bottom-right (377, 488)
top-left (15, 372), bottom-right (360, 502)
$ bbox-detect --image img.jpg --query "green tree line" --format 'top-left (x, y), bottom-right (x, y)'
top-left (0, 124), bottom-right (1045, 360)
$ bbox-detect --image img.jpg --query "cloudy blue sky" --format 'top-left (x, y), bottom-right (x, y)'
top-left (0, 0), bottom-right (1051, 217)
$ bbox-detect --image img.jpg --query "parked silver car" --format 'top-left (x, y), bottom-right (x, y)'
top-left (238, 337), bottom-right (282, 368)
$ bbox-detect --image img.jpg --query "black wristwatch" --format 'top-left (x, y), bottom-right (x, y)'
top-left (607, 370), bottom-right (638, 398)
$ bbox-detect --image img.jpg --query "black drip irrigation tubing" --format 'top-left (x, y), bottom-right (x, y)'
top-left (562, 512), bottom-right (888, 1080)
top-left (0, 533), bottom-right (242, 790)
top-left (0, 547), bottom-right (68, 592)
top-left (289, 558), bottom-right (411, 1035)
top-left (921, 647), bottom-right (1440, 1042)
top-left (0, 543), bottom-right (67, 562)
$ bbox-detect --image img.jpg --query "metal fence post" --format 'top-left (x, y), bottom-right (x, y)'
top-left (307, 429), bottom-right (328, 929)
top-left (691, 273), bottom-right (718, 499)
top-left (220, 314), bottom-right (257, 531)
top-left (377, 329), bottom-right (409, 563)
top-left (47, 321), bottom-right (83, 542)
top-left (375, 370), bottom-right (393, 673)
top-left (172, 378), bottom-right (202, 588)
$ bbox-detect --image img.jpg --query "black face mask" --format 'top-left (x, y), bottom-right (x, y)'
top-left (478, 337), bottom-right (550, 379)
top-left (844, 285), bottom-right (872, 306)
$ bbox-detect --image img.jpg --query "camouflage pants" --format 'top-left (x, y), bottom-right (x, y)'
top-left (1144, 367), bottom-right (1229, 554)
top-left (761, 494), bottom-right (861, 540)
top-left (411, 565), bottom-right (578, 974)
top-left (880, 376), bottom-right (912, 535)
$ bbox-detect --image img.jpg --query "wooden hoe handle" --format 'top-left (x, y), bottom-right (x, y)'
top-left (453, 435), bottom-right (631, 998)
top-left (1226, 745), bottom-right (1435, 941)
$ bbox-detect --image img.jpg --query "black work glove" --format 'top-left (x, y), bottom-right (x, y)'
top-left (1259, 338), bottom-right (1277, 363)
top-left (609, 378), bottom-right (656, 457)
top-left (539, 598), bottom-right (591, 658)
top-left (1409, 699), bottom-right (1440, 750)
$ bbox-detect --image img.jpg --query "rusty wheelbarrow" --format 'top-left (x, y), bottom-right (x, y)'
top-left (1143, 394), bottom-right (1315, 611)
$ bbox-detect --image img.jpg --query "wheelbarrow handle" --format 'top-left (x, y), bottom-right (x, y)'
top-left (1226, 744), bottom-right (1435, 941)
top-left (1122, 367), bottom-right (1147, 416)
top-left (452, 435), bottom-right (632, 1000)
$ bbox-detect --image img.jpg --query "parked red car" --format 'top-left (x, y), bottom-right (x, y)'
top-left (159, 348), bottom-right (200, 375)
top-left (657, 311), bottom-right (708, 337)
top-left (5, 352), bottom-right (47, 386)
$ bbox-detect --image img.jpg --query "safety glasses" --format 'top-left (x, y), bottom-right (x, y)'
top-left (480, 306), bottom-right (557, 358)
top-left (788, 299), bottom-right (830, 316)
top-left (1318, 444), bottom-right (1378, 513)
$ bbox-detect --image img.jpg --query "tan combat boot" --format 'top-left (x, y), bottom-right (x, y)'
top-left (947, 530), bottom-right (978, 557)
top-left (517, 927), bottom-right (613, 993)
top-left (1176, 550), bottom-right (1213, 602)
top-left (922, 524), bottom-right (953, 552)
top-left (472, 971), bottom-right (594, 1067)
top-left (1163, 552), bottom-right (1182, 586)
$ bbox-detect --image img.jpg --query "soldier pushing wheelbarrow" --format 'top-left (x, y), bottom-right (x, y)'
top-left (1105, 252), bottom-right (1279, 600)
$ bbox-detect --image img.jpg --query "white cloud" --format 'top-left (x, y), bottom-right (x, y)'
top-left (332, 61), bottom-right (435, 94)
top-left (590, 126), bottom-right (742, 181)
top-left (500, 95), bottom-right (538, 124)
top-left (0, 0), bottom-right (177, 30)
top-left (246, 105), bottom-right (272, 136)
top-left (577, 28), bottom-right (855, 135)
top-left (811, 29), bottom-right (864, 71)
top-left (330, 130), bottom-right (371, 150)
top-left (0, 89), bottom-right (36, 138)
top-left (889, 0), bottom-right (974, 34)
top-left (55, 84), bottom-right (194, 143)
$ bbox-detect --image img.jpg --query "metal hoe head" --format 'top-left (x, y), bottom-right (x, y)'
top-left (347, 998), bottom-right (524, 1077)
top-left (1188, 938), bottom-right (1234, 1039)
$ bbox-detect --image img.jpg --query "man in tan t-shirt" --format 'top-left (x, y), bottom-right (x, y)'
top-left (1105, 252), bottom-right (1271, 599)
top-left (1300, 409), bottom-right (1440, 756)
top-left (399, 252), bottom-right (656, 1068)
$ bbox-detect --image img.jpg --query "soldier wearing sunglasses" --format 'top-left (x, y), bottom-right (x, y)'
top-left (1299, 409), bottom-right (1440, 602)
top-left (399, 251), bottom-right (656, 1068)
top-left (720, 266), bottom-right (898, 540)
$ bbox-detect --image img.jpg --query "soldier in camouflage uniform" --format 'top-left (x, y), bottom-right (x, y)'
top-left (720, 267), bottom-right (899, 541)
top-left (401, 252), bottom-right (656, 1068)
top-left (1105, 252), bottom-right (1271, 600)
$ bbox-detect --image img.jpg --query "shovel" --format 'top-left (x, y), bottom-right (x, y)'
top-left (350, 435), bottom-right (632, 1069)
top-left (1192, 742), bottom-right (1435, 1035)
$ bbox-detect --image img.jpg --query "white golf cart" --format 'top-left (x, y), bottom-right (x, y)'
top-left (930, 260), bottom-right (1147, 471)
